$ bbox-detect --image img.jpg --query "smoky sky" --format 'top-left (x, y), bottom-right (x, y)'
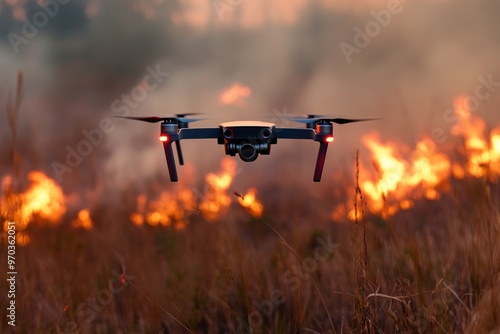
top-left (1, 0), bottom-right (500, 197)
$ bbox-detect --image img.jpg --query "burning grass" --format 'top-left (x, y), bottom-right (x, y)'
top-left (333, 95), bottom-right (500, 221)
top-left (1, 173), bottom-right (499, 333)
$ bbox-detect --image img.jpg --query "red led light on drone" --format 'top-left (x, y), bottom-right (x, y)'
top-left (159, 135), bottom-right (168, 142)
top-left (326, 136), bottom-right (334, 143)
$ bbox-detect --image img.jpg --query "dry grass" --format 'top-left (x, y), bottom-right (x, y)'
top-left (1, 169), bottom-right (499, 333)
top-left (4, 71), bottom-right (23, 182)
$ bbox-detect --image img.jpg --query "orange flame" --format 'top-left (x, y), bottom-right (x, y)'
top-left (1, 171), bottom-right (66, 245)
top-left (236, 188), bottom-right (264, 218)
top-left (72, 209), bottom-right (93, 230)
top-left (356, 134), bottom-right (450, 216)
top-left (335, 95), bottom-right (500, 221)
top-left (1, 171), bottom-right (66, 227)
top-left (21, 171), bottom-right (66, 225)
top-left (219, 83), bottom-right (251, 106)
top-left (199, 158), bottom-right (237, 220)
top-left (451, 96), bottom-right (500, 179)
top-left (131, 158), bottom-right (264, 224)
top-left (130, 189), bottom-right (195, 230)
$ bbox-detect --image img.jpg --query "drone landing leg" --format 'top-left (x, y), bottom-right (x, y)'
top-left (163, 141), bottom-right (178, 182)
top-left (313, 142), bottom-right (329, 182)
top-left (175, 140), bottom-right (184, 165)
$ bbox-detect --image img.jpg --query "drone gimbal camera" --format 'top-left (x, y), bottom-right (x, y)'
top-left (114, 114), bottom-right (379, 182)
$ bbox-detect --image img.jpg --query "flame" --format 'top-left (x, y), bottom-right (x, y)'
top-left (130, 189), bottom-right (195, 230)
top-left (199, 158), bottom-right (237, 220)
top-left (131, 158), bottom-right (263, 224)
top-left (236, 188), bottom-right (264, 218)
top-left (335, 95), bottom-right (500, 221)
top-left (22, 171), bottom-right (66, 224)
top-left (130, 194), bottom-right (147, 226)
top-left (219, 83), bottom-right (251, 106)
top-left (72, 209), bottom-right (93, 230)
top-left (356, 134), bottom-right (450, 216)
top-left (1, 171), bottom-right (66, 245)
top-left (1, 171), bottom-right (66, 229)
top-left (451, 96), bottom-right (500, 179)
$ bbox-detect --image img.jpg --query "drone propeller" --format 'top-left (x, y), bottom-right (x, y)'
top-left (114, 112), bottom-right (380, 183)
top-left (113, 114), bottom-right (204, 124)
top-left (113, 114), bottom-right (208, 180)
top-left (281, 114), bottom-right (380, 181)
top-left (288, 115), bottom-right (381, 125)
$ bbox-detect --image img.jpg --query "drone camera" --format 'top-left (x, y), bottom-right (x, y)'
top-left (239, 143), bottom-right (258, 161)
top-left (226, 141), bottom-right (271, 162)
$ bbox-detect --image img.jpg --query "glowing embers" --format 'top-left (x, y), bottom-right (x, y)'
top-left (130, 190), bottom-right (195, 230)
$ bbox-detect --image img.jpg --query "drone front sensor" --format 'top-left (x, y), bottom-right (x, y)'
top-left (113, 114), bottom-right (380, 182)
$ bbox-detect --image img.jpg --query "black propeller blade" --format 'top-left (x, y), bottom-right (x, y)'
top-left (113, 114), bottom-right (207, 180)
top-left (113, 114), bottom-right (204, 123)
top-left (288, 114), bottom-right (381, 125)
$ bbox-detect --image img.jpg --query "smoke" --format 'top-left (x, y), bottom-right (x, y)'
top-left (1, 0), bottom-right (500, 199)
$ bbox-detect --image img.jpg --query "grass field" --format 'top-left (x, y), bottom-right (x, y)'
top-left (1, 163), bottom-right (499, 333)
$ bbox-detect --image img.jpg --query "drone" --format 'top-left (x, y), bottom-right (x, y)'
top-left (114, 114), bottom-right (379, 182)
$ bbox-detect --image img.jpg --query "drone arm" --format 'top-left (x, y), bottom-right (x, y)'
top-left (159, 128), bottom-right (220, 178)
top-left (273, 128), bottom-right (315, 140)
top-left (162, 141), bottom-right (178, 182)
top-left (313, 141), bottom-right (329, 182)
top-left (175, 140), bottom-right (184, 165)
top-left (178, 128), bottom-right (222, 140)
